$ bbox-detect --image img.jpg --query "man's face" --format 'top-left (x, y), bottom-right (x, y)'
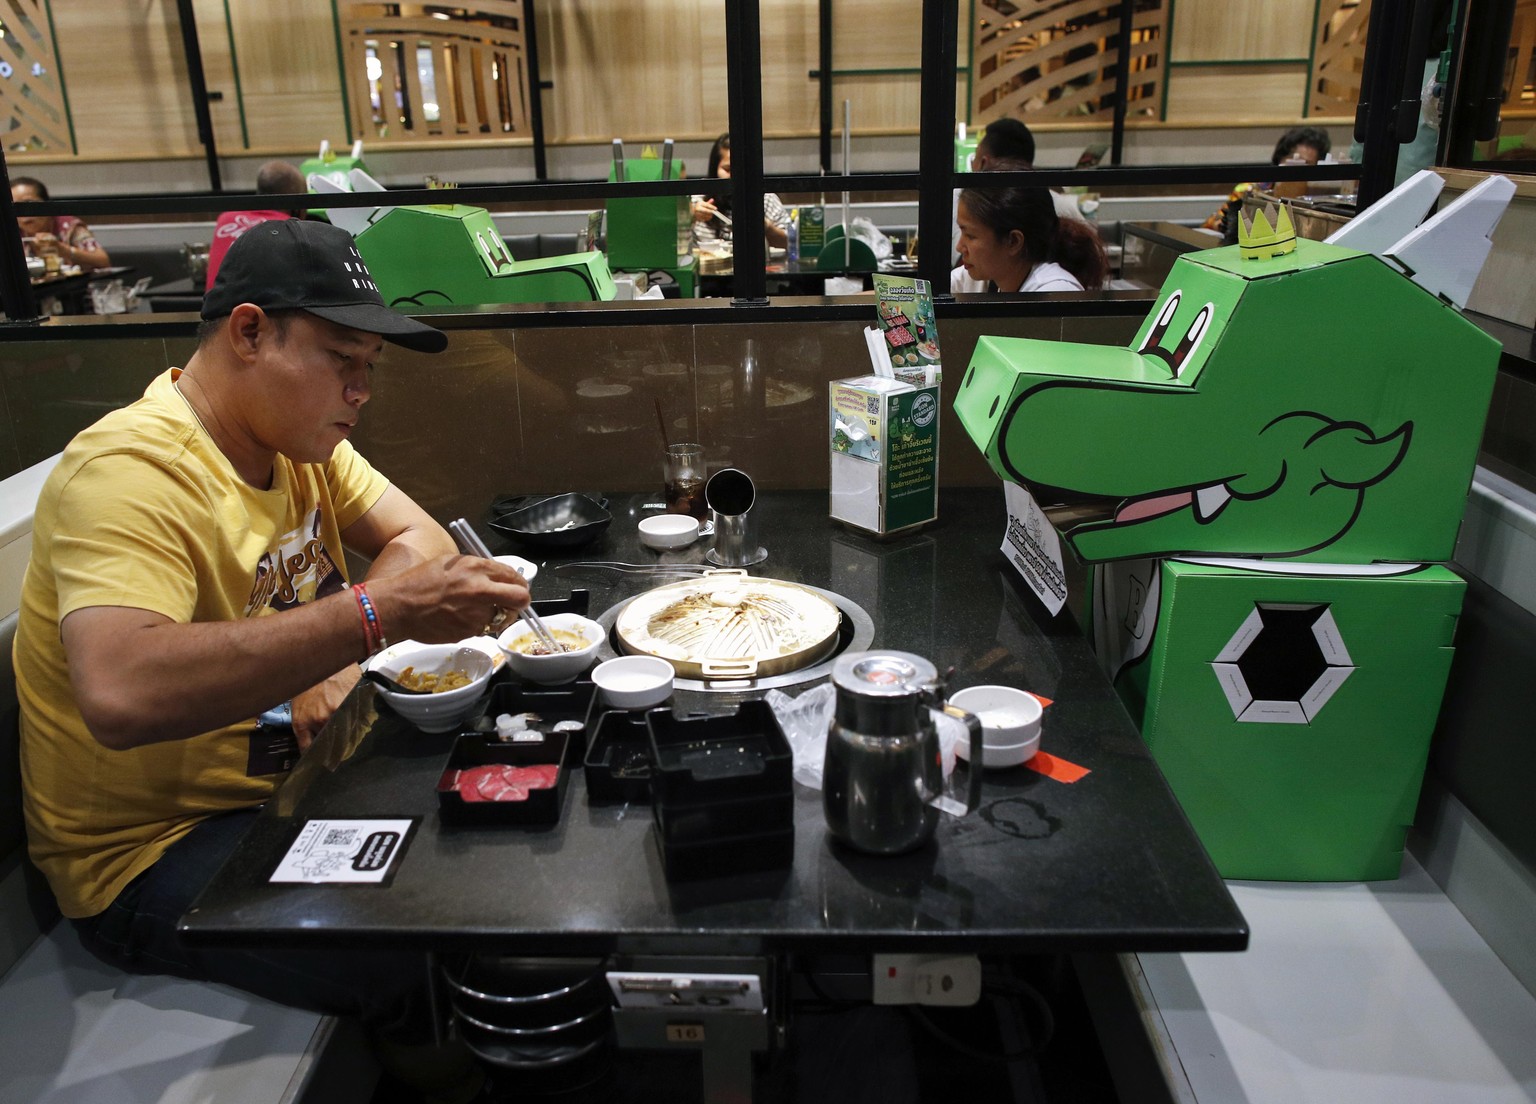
top-left (246, 311), bottom-right (381, 464)
top-left (12, 184), bottom-right (49, 238)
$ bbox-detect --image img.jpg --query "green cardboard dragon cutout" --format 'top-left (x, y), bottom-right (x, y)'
top-left (957, 172), bottom-right (1515, 879)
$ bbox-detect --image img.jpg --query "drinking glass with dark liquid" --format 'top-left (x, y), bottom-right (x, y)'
top-left (663, 443), bottom-right (708, 520)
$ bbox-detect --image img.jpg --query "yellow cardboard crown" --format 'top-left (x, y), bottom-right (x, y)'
top-left (1239, 204), bottom-right (1298, 260)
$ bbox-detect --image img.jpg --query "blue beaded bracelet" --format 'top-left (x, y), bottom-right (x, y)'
top-left (352, 583), bottom-right (387, 654)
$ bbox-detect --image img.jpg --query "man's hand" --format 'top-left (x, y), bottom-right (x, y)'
top-left (287, 555), bottom-right (528, 747)
top-left (291, 665), bottom-right (361, 751)
top-left (366, 554), bottom-right (530, 645)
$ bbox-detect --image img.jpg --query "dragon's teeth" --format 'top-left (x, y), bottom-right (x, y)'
top-left (1195, 483), bottom-right (1232, 521)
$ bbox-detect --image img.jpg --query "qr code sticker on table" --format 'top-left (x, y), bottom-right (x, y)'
top-left (270, 817), bottom-right (415, 884)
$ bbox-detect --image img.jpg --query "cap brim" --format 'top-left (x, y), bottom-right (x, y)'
top-left (304, 303), bottom-right (449, 354)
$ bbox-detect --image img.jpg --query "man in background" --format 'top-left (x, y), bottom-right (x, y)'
top-left (973, 118), bottom-right (1036, 171)
top-left (205, 159), bottom-right (308, 289)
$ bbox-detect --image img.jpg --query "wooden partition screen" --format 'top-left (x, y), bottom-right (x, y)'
top-left (1510, 0), bottom-right (1536, 116)
top-left (0, 0), bottom-right (72, 153)
top-left (338, 1), bottom-right (531, 143)
top-left (1308, 0), bottom-right (1369, 118)
top-left (969, 0), bottom-right (1167, 124)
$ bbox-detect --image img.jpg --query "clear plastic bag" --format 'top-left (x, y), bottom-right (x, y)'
top-left (933, 709), bottom-right (968, 780)
top-left (768, 683), bottom-right (967, 792)
top-left (766, 683), bottom-right (835, 789)
top-left (849, 216), bottom-right (893, 260)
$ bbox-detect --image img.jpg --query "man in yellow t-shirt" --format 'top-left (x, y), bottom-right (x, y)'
top-left (14, 219), bottom-right (530, 1099)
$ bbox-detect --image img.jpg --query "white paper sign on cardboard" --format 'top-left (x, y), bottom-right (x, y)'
top-left (1001, 482), bottom-right (1068, 617)
top-left (270, 818), bottom-right (413, 884)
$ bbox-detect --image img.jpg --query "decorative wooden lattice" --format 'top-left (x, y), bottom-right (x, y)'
top-left (339, 2), bottom-right (531, 142)
top-left (1312, 0), bottom-right (1535, 120)
top-left (970, 0), bottom-right (1166, 124)
top-left (0, 0), bottom-right (70, 152)
top-left (1508, 0), bottom-right (1536, 113)
top-left (1309, 0), bottom-right (1369, 117)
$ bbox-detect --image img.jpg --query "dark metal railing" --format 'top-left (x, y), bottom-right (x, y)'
top-left (0, 0), bottom-right (1417, 328)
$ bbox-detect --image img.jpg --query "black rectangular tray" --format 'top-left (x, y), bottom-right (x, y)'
top-left (480, 680), bottom-right (597, 761)
top-left (645, 700), bottom-right (793, 809)
top-left (654, 791), bottom-right (794, 848)
top-left (529, 589), bottom-right (591, 618)
top-left (583, 709), bottom-right (662, 804)
top-left (651, 818), bottom-right (795, 881)
top-left (437, 731), bottom-right (571, 828)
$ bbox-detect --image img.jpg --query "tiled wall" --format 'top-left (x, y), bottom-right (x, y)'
top-left (1482, 370), bottom-right (1536, 489)
top-left (343, 313), bottom-right (1146, 526)
top-left (0, 334), bottom-right (197, 477)
top-left (1, 312), bottom-right (1528, 530)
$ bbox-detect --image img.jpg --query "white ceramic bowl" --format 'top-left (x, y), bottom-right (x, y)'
top-left (369, 641), bottom-right (497, 733)
top-left (592, 655), bottom-right (675, 709)
top-left (497, 613), bottom-right (604, 685)
top-left (493, 554), bottom-right (538, 583)
top-left (950, 685), bottom-right (1043, 769)
top-left (638, 514), bottom-right (700, 550)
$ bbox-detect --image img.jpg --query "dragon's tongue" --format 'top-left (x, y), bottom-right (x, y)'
top-left (1116, 491), bottom-right (1193, 524)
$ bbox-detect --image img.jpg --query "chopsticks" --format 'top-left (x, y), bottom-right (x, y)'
top-left (549, 561), bottom-right (714, 576)
top-left (448, 518), bottom-right (561, 653)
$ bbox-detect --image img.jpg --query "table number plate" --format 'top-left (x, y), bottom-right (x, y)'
top-left (270, 818), bottom-right (415, 884)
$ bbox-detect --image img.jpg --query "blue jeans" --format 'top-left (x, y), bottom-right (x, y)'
top-left (71, 807), bottom-right (435, 1042)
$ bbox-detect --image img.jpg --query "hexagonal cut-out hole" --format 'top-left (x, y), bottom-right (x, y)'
top-left (1210, 603), bottom-right (1354, 724)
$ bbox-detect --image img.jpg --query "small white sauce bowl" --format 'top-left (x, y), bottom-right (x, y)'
top-left (950, 685), bottom-right (1043, 769)
top-left (638, 514), bottom-right (700, 550)
top-left (493, 554), bottom-right (538, 583)
top-left (497, 613), bottom-right (604, 685)
top-left (592, 655), bottom-right (675, 709)
top-left (369, 641), bottom-right (497, 733)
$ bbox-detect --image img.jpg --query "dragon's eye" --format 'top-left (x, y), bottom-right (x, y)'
top-left (1167, 303), bottom-right (1214, 376)
top-left (1139, 290), bottom-right (1182, 352)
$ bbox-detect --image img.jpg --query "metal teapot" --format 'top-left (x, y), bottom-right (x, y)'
top-left (823, 651), bottom-right (983, 854)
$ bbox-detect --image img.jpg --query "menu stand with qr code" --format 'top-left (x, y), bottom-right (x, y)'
top-left (270, 818), bottom-right (415, 884)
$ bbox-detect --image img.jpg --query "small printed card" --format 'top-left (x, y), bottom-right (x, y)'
top-left (269, 818), bottom-right (414, 884)
top-left (872, 273), bottom-right (942, 385)
top-left (1002, 482), bottom-right (1068, 617)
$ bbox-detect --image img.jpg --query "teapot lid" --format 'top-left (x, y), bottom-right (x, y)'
top-left (831, 650), bottom-right (937, 698)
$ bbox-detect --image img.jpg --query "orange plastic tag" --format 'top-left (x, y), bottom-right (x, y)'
top-left (1024, 751), bottom-right (1089, 783)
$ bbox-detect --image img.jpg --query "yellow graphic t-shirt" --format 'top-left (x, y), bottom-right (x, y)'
top-left (15, 369), bottom-right (388, 918)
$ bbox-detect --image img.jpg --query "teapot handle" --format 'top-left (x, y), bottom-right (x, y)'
top-left (939, 703), bottom-right (984, 814)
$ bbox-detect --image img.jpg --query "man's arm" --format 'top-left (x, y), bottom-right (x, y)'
top-left (65, 595), bottom-right (382, 750)
top-left (287, 485), bottom-right (465, 746)
top-left (62, 482), bottom-right (529, 752)
top-left (343, 484), bottom-right (457, 575)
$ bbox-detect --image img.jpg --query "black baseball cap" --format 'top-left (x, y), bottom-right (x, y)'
top-left (202, 219), bottom-right (448, 353)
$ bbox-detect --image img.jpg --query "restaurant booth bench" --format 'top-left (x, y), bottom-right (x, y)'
top-left (0, 455), bottom-right (375, 1104)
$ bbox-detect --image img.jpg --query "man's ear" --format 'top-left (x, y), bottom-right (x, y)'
top-left (226, 304), bottom-right (269, 362)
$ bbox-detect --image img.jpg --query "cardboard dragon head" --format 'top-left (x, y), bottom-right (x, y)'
top-left (956, 172), bottom-right (1515, 564)
top-left (315, 168), bottom-right (616, 306)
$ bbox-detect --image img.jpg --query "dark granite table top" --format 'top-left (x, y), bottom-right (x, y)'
top-left (180, 489), bottom-right (1247, 957)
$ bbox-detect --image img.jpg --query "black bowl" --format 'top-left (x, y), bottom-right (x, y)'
top-left (489, 494), bottom-right (612, 549)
